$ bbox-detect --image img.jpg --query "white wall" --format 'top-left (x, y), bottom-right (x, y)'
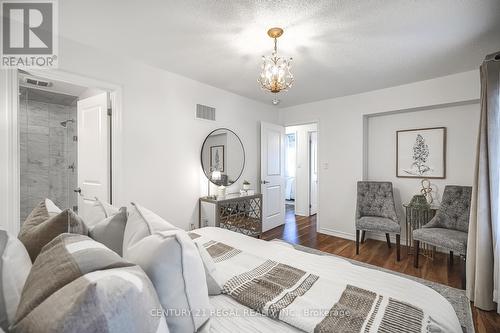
top-left (286, 123), bottom-right (317, 216)
top-left (0, 38), bottom-right (278, 232)
top-left (367, 103), bottom-right (479, 240)
top-left (279, 70), bottom-right (480, 240)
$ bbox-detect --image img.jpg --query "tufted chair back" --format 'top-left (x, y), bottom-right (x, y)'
top-left (356, 181), bottom-right (398, 222)
top-left (425, 185), bottom-right (472, 232)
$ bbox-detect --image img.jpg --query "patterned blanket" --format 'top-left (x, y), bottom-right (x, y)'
top-left (190, 232), bottom-right (454, 333)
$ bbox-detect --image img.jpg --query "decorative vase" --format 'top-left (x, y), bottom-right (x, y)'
top-left (243, 184), bottom-right (250, 191)
top-left (217, 185), bottom-right (226, 198)
top-left (409, 194), bottom-right (430, 209)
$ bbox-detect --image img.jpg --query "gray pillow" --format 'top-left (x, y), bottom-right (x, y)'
top-left (11, 265), bottom-right (169, 333)
top-left (13, 233), bottom-right (133, 324)
top-left (89, 207), bottom-right (128, 256)
top-left (10, 233), bottom-right (169, 333)
top-left (18, 199), bottom-right (88, 261)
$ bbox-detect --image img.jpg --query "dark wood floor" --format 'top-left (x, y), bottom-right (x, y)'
top-left (261, 205), bottom-right (500, 333)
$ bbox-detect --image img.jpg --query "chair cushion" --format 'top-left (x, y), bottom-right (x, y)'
top-left (413, 228), bottom-right (468, 254)
top-left (356, 216), bottom-right (401, 233)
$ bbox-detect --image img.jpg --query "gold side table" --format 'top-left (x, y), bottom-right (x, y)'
top-left (403, 203), bottom-right (439, 259)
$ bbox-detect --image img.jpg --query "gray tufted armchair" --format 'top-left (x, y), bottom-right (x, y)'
top-left (355, 181), bottom-right (401, 261)
top-left (413, 185), bottom-right (472, 288)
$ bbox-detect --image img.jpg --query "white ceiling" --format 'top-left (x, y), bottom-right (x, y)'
top-left (60, 0), bottom-right (500, 107)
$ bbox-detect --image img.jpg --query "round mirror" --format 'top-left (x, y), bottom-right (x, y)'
top-left (201, 128), bottom-right (245, 186)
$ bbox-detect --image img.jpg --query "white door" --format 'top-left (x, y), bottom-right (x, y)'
top-left (77, 92), bottom-right (109, 220)
top-left (309, 131), bottom-right (318, 215)
top-left (261, 122), bottom-right (285, 232)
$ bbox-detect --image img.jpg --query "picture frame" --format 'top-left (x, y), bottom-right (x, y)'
top-left (210, 145), bottom-right (224, 172)
top-left (396, 127), bottom-right (446, 179)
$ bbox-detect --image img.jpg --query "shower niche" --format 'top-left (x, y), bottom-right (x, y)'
top-left (19, 86), bottom-right (79, 224)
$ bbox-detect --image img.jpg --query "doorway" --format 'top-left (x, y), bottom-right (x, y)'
top-left (284, 123), bottom-right (318, 217)
top-left (17, 70), bottom-right (111, 226)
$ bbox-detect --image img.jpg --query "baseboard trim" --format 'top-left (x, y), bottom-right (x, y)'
top-left (318, 227), bottom-right (356, 241)
top-left (318, 227), bottom-right (449, 254)
top-left (319, 227), bottom-right (409, 244)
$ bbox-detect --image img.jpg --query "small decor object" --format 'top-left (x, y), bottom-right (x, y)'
top-left (409, 194), bottom-right (430, 209)
top-left (217, 185), bottom-right (226, 198)
top-left (210, 145), bottom-right (224, 172)
top-left (396, 127), bottom-right (446, 179)
top-left (258, 27), bottom-right (294, 94)
top-left (242, 180), bottom-right (251, 191)
top-left (420, 178), bottom-right (433, 204)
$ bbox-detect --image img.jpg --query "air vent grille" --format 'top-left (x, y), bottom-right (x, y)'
top-left (196, 104), bottom-right (216, 121)
top-left (25, 77), bottom-right (52, 87)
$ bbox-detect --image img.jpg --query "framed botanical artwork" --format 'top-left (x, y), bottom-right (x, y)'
top-left (396, 127), bottom-right (446, 179)
top-left (210, 145), bottom-right (224, 172)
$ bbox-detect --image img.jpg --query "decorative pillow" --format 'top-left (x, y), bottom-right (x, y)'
top-left (122, 203), bottom-right (178, 256)
top-left (124, 207), bottom-right (210, 332)
top-left (89, 207), bottom-right (128, 256)
top-left (18, 199), bottom-right (88, 261)
top-left (84, 197), bottom-right (120, 227)
top-left (195, 242), bottom-right (222, 295)
top-left (10, 265), bottom-right (169, 333)
top-left (13, 233), bottom-right (133, 324)
top-left (0, 230), bottom-right (31, 332)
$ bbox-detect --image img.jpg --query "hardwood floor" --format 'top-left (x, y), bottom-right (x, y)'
top-left (261, 205), bottom-right (500, 333)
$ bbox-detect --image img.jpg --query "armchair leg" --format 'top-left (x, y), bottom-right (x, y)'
top-left (361, 230), bottom-right (366, 243)
top-left (449, 251), bottom-right (454, 265)
top-left (356, 230), bottom-right (360, 255)
top-left (385, 233), bottom-right (391, 249)
top-left (414, 240), bottom-right (420, 268)
top-left (396, 234), bottom-right (400, 261)
top-left (461, 255), bottom-right (466, 290)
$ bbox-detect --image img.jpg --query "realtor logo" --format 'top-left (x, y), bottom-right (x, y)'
top-left (1, 0), bottom-right (58, 67)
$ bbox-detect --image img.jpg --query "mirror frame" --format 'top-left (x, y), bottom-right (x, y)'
top-left (200, 128), bottom-right (246, 186)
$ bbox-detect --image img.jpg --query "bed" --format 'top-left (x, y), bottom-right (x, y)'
top-left (191, 227), bottom-right (462, 333)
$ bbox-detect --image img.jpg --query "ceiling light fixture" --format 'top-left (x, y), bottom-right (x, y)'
top-left (258, 27), bottom-right (294, 94)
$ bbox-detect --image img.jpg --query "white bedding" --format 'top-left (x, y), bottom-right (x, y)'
top-left (195, 227), bottom-right (462, 333)
top-left (209, 295), bottom-right (301, 333)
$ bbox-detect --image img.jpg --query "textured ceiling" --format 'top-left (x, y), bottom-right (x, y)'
top-left (60, 0), bottom-right (500, 107)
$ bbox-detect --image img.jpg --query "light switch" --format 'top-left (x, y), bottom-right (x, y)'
top-left (323, 162), bottom-right (329, 170)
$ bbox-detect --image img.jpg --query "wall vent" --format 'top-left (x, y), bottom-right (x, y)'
top-left (196, 104), bottom-right (216, 121)
top-left (24, 77), bottom-right (52, 87)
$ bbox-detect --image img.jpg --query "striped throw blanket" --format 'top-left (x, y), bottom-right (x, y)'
top-left (190, 231), bottom-right (458, 333)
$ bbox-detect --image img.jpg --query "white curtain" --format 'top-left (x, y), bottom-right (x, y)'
top-left (466, 51), bottom-right (500, 312)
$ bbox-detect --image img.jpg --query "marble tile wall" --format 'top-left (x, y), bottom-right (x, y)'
top-left (19, 88), bottom-right (78, 225)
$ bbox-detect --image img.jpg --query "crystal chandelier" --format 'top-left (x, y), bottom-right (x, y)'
top-left (258, 27), bottom-right (294, 94)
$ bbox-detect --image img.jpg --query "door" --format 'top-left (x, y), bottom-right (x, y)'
top-left (309, 131), bottom-right (318, 215)
top-left (260, 122), bottom-right (285, 232)
top-left (77, 92), bottom-right (109, 220)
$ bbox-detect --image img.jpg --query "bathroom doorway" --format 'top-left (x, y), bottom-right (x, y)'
top-left (284, 123), bottom-right (318, 217)
top-left (18, 70), bottom-right (109, 225)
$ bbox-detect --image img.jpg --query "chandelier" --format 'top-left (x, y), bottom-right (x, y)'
top-left (258, 27), bottom-right (294, 94)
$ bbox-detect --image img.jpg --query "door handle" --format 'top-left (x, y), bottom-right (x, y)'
top-left (261, 180), bottom-right (270, 184)
top-left (74, 187), bottom-right (82, 195)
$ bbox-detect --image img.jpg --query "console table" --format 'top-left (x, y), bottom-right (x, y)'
top-left (199, 193), bottom-right (263, 238)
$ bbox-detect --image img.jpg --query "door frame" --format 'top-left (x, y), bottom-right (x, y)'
top-left (282, 120), bottom-right (320, 230)
top-left (2, 69), bottom-right (123, 235)
top-left (308, 130), bottom-right (318, 216)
